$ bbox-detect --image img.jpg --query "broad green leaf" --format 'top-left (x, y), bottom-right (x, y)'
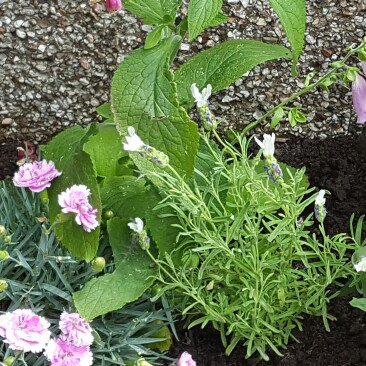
top-left (175, 40), bottom-right (292, 108)
top-left (188, 0), bottom-right (222, 41)
top-left (124, 0), bottom-right (182, 25)
top-left (73, 218), bottom-right (156, 320)
top-left (112, 36), bottom-right (199, 178)
top-left (267, 0), bottom-right (306, 68)
top-left (96, 103), bottom-right (112, 120)
top-left (83, 124), bottom-right (126, 178)
top-left (101, 176), bottom-right (179, 253)
top-left (44, 125), bottom-right (101, 261)
top-left (207, 12), bottom-right (228, 28)
top-left (145, 25), bottom-right (165, 49)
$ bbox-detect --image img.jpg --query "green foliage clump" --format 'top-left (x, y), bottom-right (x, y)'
top-left (0, 181), bottom-right (173, 366)
top-left (142, 133), bottom-right (356, 360)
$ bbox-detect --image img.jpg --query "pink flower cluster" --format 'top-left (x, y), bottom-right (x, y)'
top-left (58, 185), bottom-right (99, 232)
top-left (0, 309), bottom-right (51, 353)
top-left (44, 312), bottom-right (94, 366)
top-left (13, 160), bottom-right (62, 192)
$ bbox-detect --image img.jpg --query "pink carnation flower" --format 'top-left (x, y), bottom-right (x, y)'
top-left (105, 0), bottom-right (122, 13)
top-left (58, 185), bottom-right (99, 232)
top-left (44, 338), bottom-right (93, 366)
top-left (59, 312), bottom-right (93, 347)
top-left (13, 160), bottom-right (62, 192)
top-left (0, 309), bottom-right (51, 353)
top-left (177, 352), bottom-right (196, 366)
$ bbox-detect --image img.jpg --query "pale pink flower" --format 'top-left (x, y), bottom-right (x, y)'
top-left (13, 160), bottom-right (62, 192)
top-left (0, 312), bottom-right (11, 338)
top-left (59, 312), bottom-right (93, 347)
top-left (0, 309), bottom-right (51, 353)
top-left (105, 0), bottom-right (122, 12)
top-left (58, 185), bottom-right (99, 232)
top-left (44, 338), bottom-right (93, 366)
top-left (177, 352), bottom-right (196, 366)
top-left (352, 73), bottom-right (366, 124)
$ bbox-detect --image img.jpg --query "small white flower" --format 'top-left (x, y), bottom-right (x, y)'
top-left (254, 133), bottom-right (275, 158)
top-left (123, 126), bottom-right (144, 152)
top-left (315, 190), bottom-right (326, 206)
top-left (128, 217), bottom-right (144, 234)
top-left (191, 83), bottom-right (212, 108)
top-left (354, 256), bottom-right (366, 272)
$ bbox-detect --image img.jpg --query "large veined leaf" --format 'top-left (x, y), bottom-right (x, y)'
top-left (73, 218), bottom-right (156, 320)
top-left (124, 0), bottom-right (182, 25)
top-left (83, 123), bottom-right (126, 178)
top-left (43, 125), bottom-right (101, 261)
top-left (112, 35), bottom-right (199, 179)
top-left (101, 176), bottom-right (179, 254)
top-left (188, 0), bottom-right (223, 41)
top-left (268, 0), bottom-right (306, 69)
top-left (175, 40), bottom-right (292, 108)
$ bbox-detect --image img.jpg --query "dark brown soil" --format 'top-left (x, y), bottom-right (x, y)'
top-left (2, 131), bottom-right (366, 366)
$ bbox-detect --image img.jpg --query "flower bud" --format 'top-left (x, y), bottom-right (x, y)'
top-left (0, 250), bottom-right (9, 262)
top-left (4, 236), bottom-right (11, 243)
top-left (0, 225), bottom-right (6, 236)
top-left (105, 0), bottom-right (122, 13)
top-left (0, 280), bottom-right (8, 292)
top-left (92, 257), bottom-right (106, 272)
top-left (135, 359), bottom-right (154, 366)
top-left (3, 357), bottom-right (15, 366)
top-left (103, 210), bottom-right (114, 220)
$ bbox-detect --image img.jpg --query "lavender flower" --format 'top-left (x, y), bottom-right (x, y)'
top-left (191, 83), bottom-right (219, 130)
top-left (58, 185), bottom-right (99, 232)
top-left (352, 73), bottom-right (366, 124)
top-left (254, 134), bottom-right (283, 184)
top-left (13, 160), bottom-right (62, 192)
top-left (314, 190), bottom-right (327, 222)
top-left (123, 127), bottom-right (169, 167)
top-left (128, 218), bottom-right (150, 250)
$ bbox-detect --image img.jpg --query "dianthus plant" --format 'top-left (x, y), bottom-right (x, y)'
top-left (142, 131), bottom-right (356, 360)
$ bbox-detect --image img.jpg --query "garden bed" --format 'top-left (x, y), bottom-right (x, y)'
top-left (3, 131), bottom-right (366, 366)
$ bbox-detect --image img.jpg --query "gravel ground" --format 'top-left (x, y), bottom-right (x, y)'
top-left (0, 0), bottom-right (365, 146)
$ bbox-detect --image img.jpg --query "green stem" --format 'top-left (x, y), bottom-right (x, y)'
top-left (242, 41), bottom-right (365, 135)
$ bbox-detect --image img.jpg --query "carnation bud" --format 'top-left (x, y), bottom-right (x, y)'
top-left (92, 257), bottom-right (106, 272)
top-left (135, 359), bottom-right (154, 366)
top-left (4, 236), bottom-right (11, 243)
top-left (0, 225), bottom-right (6, 236)
top-left (105, 0), bottom-right (122, 12)
top-left (0, 250), bottom-right (9, 262)
top-left (0, 279), bottom-right (8, 292)
top-left (103, 210), bottom-right (114, 220)
top-left (3, 357), bottom-right (15, 366)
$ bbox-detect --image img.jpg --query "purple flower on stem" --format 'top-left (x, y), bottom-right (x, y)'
top-left (13, 160), bottom-right (62, 192)
top-left (352, 73), bottom-right (366, 124)
top-left (58, 185), bottom-right (99, 232)
top-left (177, 352), bottom-right (196, 366)
top-left (59, 312), bottom-right (93, 347)
top-left (105, 0), bottom-right (122, 13)
top-left (0, 309), bottom-right (51, 353)
top-left (44, 338), bottom-right (93, 366)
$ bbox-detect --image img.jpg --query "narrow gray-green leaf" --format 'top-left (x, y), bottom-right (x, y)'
top-left (267, 0), bottom-right (306, 67)
top-left (188, 0), bottom-right (222, 41)
top-left (175, 40), bottom-right (292, 108)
